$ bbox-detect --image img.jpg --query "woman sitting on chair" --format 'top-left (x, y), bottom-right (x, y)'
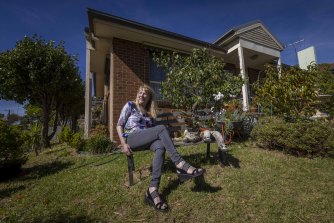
top-left (116, 84), bottom-right (205, 212)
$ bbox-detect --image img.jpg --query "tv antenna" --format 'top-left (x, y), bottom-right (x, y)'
top-left (285, 39), bottom-right (305, 64)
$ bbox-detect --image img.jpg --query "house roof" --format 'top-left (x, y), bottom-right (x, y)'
top-left (86, 8), bottom-right (226, 54)
top-left (213, 20), bottom-right (284, 51)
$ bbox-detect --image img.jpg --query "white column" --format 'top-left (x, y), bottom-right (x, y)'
top-left (109, 45), bottom-right (114, 140)
top-left (277, 55), bottom-right (282, 78)
top-left (238, 46), bottom-right (249, 111)
top-left (84, 40), bottom-right (93, 138)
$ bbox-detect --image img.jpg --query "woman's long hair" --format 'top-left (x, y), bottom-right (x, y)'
top-left (135, 84), bottom-right (157, 118)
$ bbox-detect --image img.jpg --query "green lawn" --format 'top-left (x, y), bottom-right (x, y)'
top-left (1, 142), bottom-right (333, 223)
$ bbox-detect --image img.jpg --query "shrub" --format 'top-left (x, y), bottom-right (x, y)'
top-left (24, 123), bottom-right (42, 156)
top-left (90, 124), bottom-right (109, 137)
top-left (253, 65), bottom-right (319, 119)
top-left (251, 116), bottom-right (334, 157)
top-left (0, 120), bottom-right (27, 181)
top-left (82, 135), bottom-right (115, 154)
top-left (69, 132), bottom-right (84, 152)
top-left (57, 126), bottom-right (85, 152)
top-left (58, 126), bottom-right (73, 144)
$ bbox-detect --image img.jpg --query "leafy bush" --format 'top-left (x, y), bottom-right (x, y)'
top-left (153, 48), bottom-right (243, 111)
top-left (253, 65), bottom-right (318, 119)
top-left (24, 123), bottom-right (42, 156)
top-left (251, 116), bottom-right (334, 157)
top-left (0, 120), bottom-right (27, 181)
top-left (316, 64), bottom-right (334, 117)
top-left (90, 124), bottom-right (109, 137)
top-left (81, 135), bottom-right (115, 154)
top-left (69, 132), bottom-right (84, 151)
top-left (57, 126), bottom-right (85, 151)
top-left (58, 126), bottom-right (73, 144)
top-left (58, 125), bottom-right (114, 154)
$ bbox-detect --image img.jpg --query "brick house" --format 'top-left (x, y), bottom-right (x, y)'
top-left (84, 8), bottom-right (284, 142)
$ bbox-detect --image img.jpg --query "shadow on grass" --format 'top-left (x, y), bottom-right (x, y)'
top-left (219, 151), bottom-right (241, 168)
top-left (19, 161), bottom-right (74, 181)
top-left (131, 150), bottom-right (240, 189)
top-left (161, 174), bottom-right (222, 198)
top-left (29, 212), bottom-right (106, 223)
top-left (43, 146), bottom-right (67, 154)
top-left (164, 151), bottom-right (240, 171)
top-left (69, 154), bottom-right (122, 171)
top-left (164, 153), bottom-right (210, 172)
top-left (159, 153), bottom-right (222, 198)
top-left (192, 174), bottom-right (222, 192)
top-left (0, 185), bottom-right (25, 199)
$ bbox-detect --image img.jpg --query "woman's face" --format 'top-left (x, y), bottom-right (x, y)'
top-left (136, 88), bottom-right (150, 107)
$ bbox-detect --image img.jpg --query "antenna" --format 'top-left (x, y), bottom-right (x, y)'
top-left (285, 39), bottom-right (304, 64)
top-left (285, 39), bottom-right (304, 48)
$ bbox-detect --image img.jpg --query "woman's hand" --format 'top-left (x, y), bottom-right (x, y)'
top-left (116, 126), bottom-right (132, 156)
top-left (122, 143), bottom-right (132, 156)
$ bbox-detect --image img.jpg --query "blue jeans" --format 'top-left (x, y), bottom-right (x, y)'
top-left (127, 125), bottom-right (184, 188)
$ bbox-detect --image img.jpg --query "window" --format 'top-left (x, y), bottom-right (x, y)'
top-left (149, 52), bottom-right (166, 100)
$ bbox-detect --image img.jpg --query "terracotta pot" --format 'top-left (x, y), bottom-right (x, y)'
top-left (225, 105), bottom-right (238, 111)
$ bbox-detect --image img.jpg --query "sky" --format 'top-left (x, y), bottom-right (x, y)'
top-left (1, 0), bottom-right (333, 116)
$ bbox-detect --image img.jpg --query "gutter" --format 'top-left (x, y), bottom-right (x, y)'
top-left (87, 8), bottom-right (226, 54)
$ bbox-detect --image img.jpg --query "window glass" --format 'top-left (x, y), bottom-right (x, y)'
top-left (149, 52), bottom-right (166, 100)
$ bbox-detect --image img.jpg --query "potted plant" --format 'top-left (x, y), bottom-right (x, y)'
top-left (225, 99), bottom-right (241, 111)
top-left (215, 108), bottom-right (246, 138)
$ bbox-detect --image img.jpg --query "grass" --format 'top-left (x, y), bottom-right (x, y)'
top-left (0, 141), bottom-right (333, 223)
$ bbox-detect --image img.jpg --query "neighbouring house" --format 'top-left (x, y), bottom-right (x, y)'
top-left (84, 8), bottom-right (284, 142)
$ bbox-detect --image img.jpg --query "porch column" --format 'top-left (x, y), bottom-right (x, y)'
top-left (109, 45), bottom-right (114, 140)
top-left (102, 61), bottom-right (109, 125)
top-left (277, 55), bottom-right (282, 78)
top-left (238, 46), bottom-right (250, 111)
top-left (84, 40), bottom-right (93, 138)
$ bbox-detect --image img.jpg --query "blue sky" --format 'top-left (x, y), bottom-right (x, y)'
top-left (1, 0), bottom-right (333, 116)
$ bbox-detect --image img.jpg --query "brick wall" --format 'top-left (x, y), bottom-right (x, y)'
top-left (111, 38), bottom-right (149, 143)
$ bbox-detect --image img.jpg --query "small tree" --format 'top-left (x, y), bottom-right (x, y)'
top-left (20, 103), bottom-right (43, 128)
top-left (27, 123), bottom-right (42, 156)
top-left (0, 35), bottom-right (84, 147)
top-left (316, 64), bottom-right (334, 117)
top-left (0, 120), bottom-right (27, 180)
top-left (153, 48), bottom-right (243, 111)
top-left (254, 64), bottom-right (318, 119)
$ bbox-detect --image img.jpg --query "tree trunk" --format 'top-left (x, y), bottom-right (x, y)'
top-left (48, 109), bottom-right (59, 143)
top-left (32, 144), bottom-right (38, 156)
top-left (71, 115), bottom-right (78, 132)
top-left (42, 97), bottom-right (51, 148)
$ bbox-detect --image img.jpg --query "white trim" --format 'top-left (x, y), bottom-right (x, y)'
top-left (94, 19), bottom-right (226, 56)
top-left (240, 39), bottom-right (280, 57)
top-left (227, 43), bottom-right (240, 54)
top-left (277, 55), bottom-right (282, 78)
top-left (238, 46), bottom-right (250, 111)
top-left (109, 44), bottom-right (114, 140)
top-left (84, 40), bottom-right (92, 138)
top-left (143, 42), bottom-right (190, 55)
top-left (86, 38), bottom-right (95, 51)
top-left (235, 23), bottom-right (284, 50)
top-left (149, 80), bottom-right (162, 84)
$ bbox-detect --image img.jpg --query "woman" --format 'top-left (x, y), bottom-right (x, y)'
top-left (116, 84), bottom-right (205, 212)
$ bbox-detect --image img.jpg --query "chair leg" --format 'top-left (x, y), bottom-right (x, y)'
top-left (127, 155), bottom-right (135, 186)
top-left (218, 148), bottom-right (223, 164)
top-left (206, 143), bottom-right (210, 159)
